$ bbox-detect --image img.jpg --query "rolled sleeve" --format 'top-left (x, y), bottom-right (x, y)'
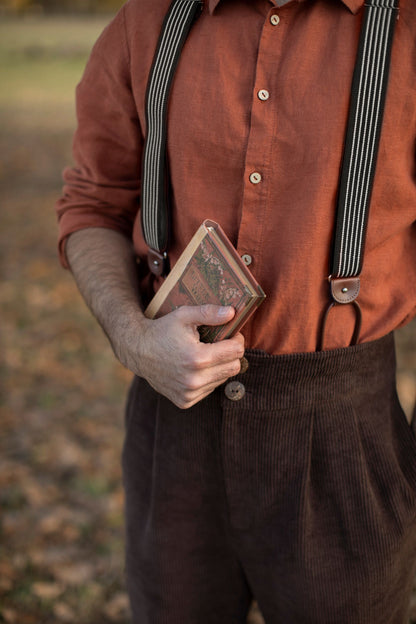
top-left (55, 6), bottom-right (143, 268)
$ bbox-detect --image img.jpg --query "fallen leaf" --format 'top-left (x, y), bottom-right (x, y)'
top-left (32, 581), bottom-right (63, 600)
top-left (53, 602), bottom-right (75, 622)
top-left (0, 577), bottom-right (14, 592)
top-left (103, 592), bottom-right (130, 621)
top-left (0, 608), bottom-right (18, 623)
top-left (0, 560), bottom-right (17, 580)
top-left (409, 594), bottom-right (416, 621)
top-left (52, 562), bottom-right (95, 586)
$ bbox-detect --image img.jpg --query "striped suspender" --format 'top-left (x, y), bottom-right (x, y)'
top-left (141, 0), bottom-right (203, 276)
top-left (332, 0), bottom-right (399, 280)
top-left (319, 0), bottom-right (399, 350)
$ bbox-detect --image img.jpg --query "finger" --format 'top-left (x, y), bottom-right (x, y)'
top-left (190, 357), bottom-right (242, 391)
top-left (165, 353), bottom-right (243, 409)
top-left (186, 364), bottom-right (242, 406)
top-left (199, 333), bottom-right (245, 368)
top-left (176, 354), bottom-right (240, 395)
top-left (176, 304), bottom-right (236, 328)
top-left (177, 378), bottom-right (225, 409)
top-left (208, 358), bottom-right (242, 383)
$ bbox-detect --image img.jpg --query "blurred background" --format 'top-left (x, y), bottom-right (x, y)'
top-left (0, 1), bottom-right (415, 622)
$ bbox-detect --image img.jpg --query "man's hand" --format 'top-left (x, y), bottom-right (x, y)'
top-left (65, 229), bottom-right (244, 410)
top-left (119, 304), bottom-right (245, 409)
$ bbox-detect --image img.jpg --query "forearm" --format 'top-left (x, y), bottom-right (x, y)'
top-left (65, 227), bottom-right (147, 372)
top-left (65, 226), bottom-right (244, 408)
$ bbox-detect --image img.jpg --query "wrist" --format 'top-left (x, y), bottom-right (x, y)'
top-left (110, 307), bottom-right (152, 377)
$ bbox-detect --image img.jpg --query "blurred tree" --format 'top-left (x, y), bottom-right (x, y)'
top-left (0, 0), bottom-right (33, 13)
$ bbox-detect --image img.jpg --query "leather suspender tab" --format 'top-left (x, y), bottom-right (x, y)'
top-left (330, 276), bottom-right (360, 304)
top-left (147, 248), bottom-right (170, 277)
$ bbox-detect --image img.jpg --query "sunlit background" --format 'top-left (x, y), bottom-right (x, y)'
top-left (0, 1), bottom-right (415, 622)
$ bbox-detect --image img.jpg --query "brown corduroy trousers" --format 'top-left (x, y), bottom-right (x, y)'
top-left (122, 333), bottom-right (416, 624)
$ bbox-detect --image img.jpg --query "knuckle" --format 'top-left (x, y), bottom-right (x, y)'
top-left (198, 305), bottom-right (212, 322)
top-left (173, 304), bottom-right (186, 317)
top-left (220, 345), bottom-right (244, 365)
top-left (224, 361), bottom-right (240, 379)
top-left (232, 360), bottom-right (242, 376)
top-left (233, 331), bottom-right (244, 343)
top-left (173, 388), bottom-right (196, 410)
top-left (171, 305), bottom-right (192, 325)
top-left (181, 352), bottom-right (193, 369)
top-left (193, 352), bottom-right (210, 370)
top-left (184, 346), bottom-right (211, 370)
top-left (183, 373), bottom-right (201, 392)
top-left (235, 334), bottom-right (245, 350)
top-left (164, 307), bottom-right (181, 326)
top-left (182, 389), bottom-right (201, 409)
top-left (176, 399), bottom-right (192, 410)
top-left (181, 349), bottom-right (200, 369)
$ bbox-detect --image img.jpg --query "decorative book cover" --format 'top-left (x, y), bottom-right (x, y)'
top-left (144, 220), bottom-right (266, 343)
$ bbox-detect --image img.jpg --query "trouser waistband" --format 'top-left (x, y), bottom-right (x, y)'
top-left (224, 332), bottom-right (396, 411)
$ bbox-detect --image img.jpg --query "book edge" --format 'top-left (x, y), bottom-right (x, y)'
top-left (144, 223), bottom-right (208, 318)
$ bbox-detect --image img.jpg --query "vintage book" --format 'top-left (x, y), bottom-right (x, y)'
top-left (144, 220), bottom-right (266, 343)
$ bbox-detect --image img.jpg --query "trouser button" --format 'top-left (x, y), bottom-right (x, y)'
top-left (224, 381), bottom-right (246, 401)
top-left (239, 356), bottom-right (249, 374)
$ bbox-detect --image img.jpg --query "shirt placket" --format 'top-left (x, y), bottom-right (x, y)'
top-left (236, 4), bottom-right (287, 282)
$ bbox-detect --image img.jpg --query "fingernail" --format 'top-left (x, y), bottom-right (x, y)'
top-left (217, 306), bottom-right (232, 317)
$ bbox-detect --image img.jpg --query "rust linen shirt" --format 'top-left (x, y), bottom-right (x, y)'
top-left (56, 0), bottom-right (416, 355)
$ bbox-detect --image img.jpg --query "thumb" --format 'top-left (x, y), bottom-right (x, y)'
top-left (179, 304), bottom-right (235, 327)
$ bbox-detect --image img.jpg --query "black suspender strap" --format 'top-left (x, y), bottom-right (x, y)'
top-left (319, 0), bottom-right (399, 350)
top-left (332, 0), bottom-right (399, 279)
top-left (141, 0), bottom-right (203, 276)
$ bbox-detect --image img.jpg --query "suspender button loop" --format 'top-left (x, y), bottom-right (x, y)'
top-left (317, 276), bottom-right (362, 351)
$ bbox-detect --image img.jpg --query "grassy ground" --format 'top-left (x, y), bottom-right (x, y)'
top-left (0, 14), bottom-right (415, 624)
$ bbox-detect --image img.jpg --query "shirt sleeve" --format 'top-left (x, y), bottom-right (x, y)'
top-left (55, 5), bottom-right (143, 268)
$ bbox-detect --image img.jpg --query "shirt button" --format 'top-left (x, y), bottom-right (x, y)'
top-left (258, 89), bottom-right (270, 101)
top-left (249, 172), bottom-right (262, 184)
top-left (224, 381), bottom-right (246, 401)
top-left (241, 253), bottom-right (252, 266)
top-left (270, 14), bottom-right (280, 25)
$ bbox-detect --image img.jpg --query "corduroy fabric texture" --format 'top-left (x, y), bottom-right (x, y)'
top-left (122, 333), bottom-right (416, 624)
